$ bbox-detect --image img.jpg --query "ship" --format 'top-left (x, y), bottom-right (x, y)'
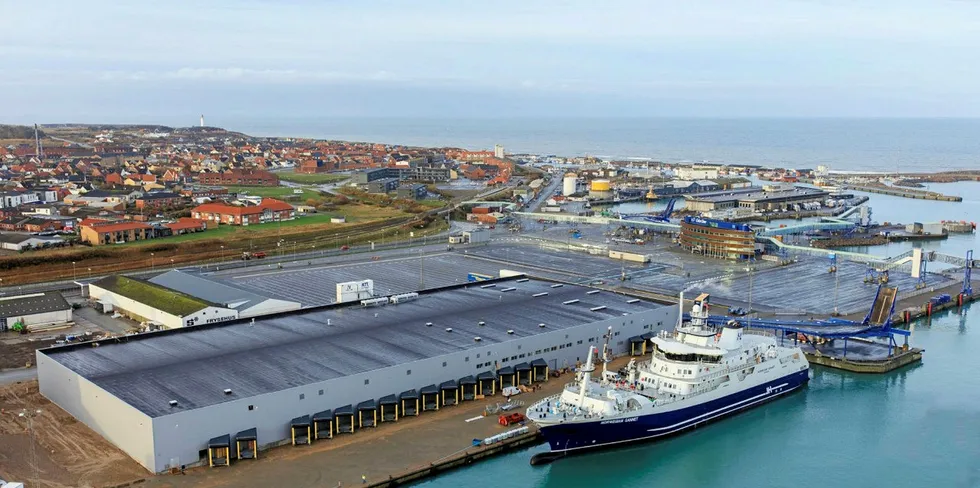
top-left (527, 293), bottom-right (809, 464)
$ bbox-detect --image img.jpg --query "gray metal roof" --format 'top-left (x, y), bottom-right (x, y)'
top-left (148, 270), bottom-right (295, 313)
top-left (0, 291), bottom-right (70, 319)
top-left (43, 278), bottom-right (664, 418)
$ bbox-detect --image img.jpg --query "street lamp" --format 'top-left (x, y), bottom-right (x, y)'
top-left (151, 252), bottom-right (155, 272)
top-left (170, 258), bottom-right (175, 269)
top-left (19, 408), bottom-right (42, 487)
top-left (72, 261), bottom-right (76, 282)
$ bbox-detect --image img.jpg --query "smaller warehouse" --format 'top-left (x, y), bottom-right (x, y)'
top-left (88, 275), bottom-right (239, 329)
top-left (0, 291), bottom-right (72, 332)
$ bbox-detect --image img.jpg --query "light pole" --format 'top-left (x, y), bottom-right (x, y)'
top-left (19, 408), bottom-right (42, 487)
top-left (151, 252), bottom-right (155, 272)
top-left (170, 258), bottom-right (175, 269)
top-left (834, 263), bottom-right (841, 315)
top-left (72, 261), bottom-right (76, 282)
top-left (746, 266), bottom-right (754, 329)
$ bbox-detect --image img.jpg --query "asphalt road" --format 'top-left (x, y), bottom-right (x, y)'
top-left (0, 367), bottom-right (37, 386)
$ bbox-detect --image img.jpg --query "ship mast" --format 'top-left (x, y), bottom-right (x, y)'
top-left (578, 345), bottom-right (596, 409)
top-left (601, 325), bottom-right (612, 377)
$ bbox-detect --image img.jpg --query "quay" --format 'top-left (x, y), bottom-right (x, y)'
top-left (847, 184), bottom-right (962, 201)
top-left (138, 362), bottom-right (622, 488)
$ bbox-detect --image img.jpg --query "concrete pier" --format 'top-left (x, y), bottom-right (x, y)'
top-left (847, 184), bottom-right (962, 201)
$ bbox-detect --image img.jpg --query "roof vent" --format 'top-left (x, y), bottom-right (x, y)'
top-left (563, 299), bottom-right (580, 305)
top-left (169, 400), bottom-right (178, 407)
top-left (538, 323), bottom-right (546, 328)
top-left (445, 327), bottom-right (453, 333)
top-left (626, 298), bottom-right (640, 304)
top-left (500, 287), bottom-right (517, 292)
top-left (550, 284), bottom-right (564, 288)
top-left (516, 278), bottom-right (529, 283)
top-left (532, 292), bottom-right (548, 298)
top-left (507, 329), bottom-right (515, 334)
top-left (478, 321), bottom-right (486, 326)
top-left (223, 389), bottom-right (233, 395)
top-left (590, 306), bottom-right (607, 312)
top-left (586, 290), bottom-right (601, 295)
top-left (480, 284), bottom-right (496, 288)
top-left (474, 336), bottom-right (482, 342)
top-left (425, 322), bottom-right (433, 327)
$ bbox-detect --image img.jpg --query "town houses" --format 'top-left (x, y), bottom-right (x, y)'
top-left (0, 123), bottom-right (520, 250)
top-left (191, 198), bottom-right (294, 226)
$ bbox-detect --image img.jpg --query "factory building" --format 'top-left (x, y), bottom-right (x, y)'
top-left (38, 277), bottom-right (676, 473)
top-left (679, 216), bottom-right (756, 260)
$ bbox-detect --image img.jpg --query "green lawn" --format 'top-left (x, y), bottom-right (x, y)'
top-left (277, 171), bottom-right (349, 185)
top-left (225, 186), bottom-right (322, 201)
top-left (419, 199), bottom-right (446, 208)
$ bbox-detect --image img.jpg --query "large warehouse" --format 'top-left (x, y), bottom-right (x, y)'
top-left (37, 276), bottom-right (677, 473)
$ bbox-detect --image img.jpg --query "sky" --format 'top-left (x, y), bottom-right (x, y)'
top-left (3, 0), bottom-right (980, 123)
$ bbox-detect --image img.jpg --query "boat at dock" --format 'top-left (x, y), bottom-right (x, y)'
top-left (526, 293), bottom-right (810, 464)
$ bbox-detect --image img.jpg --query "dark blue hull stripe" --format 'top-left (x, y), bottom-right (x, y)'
top-left (539, 369), bottom-right (809, 453)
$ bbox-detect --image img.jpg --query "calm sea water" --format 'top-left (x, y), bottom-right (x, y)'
top-left (234, 117), bottom-right (980, 173)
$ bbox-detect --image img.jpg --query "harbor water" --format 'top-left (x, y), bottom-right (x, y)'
top-left (417, 303), bottom-right (980, 488)
top-left (415, 181), bottom-right (980, 488)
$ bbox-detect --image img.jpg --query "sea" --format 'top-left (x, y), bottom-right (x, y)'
top-left (234, 117), bottom-right (980, 173)
top-left (237, 117), bottom-right (980, 487)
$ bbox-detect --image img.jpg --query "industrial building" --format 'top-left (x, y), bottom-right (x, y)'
top-left (0, 291), bottom-right (72, 332)
top-left (148, 270), bottom-right (301, 318)
top-left (679, 216), bottom-right (756, 260)
top-left (38, 276), bottom-right (676, 473)
top-left (684, 186), bottom-right (828, 212)
top-left (88, 275), bottom-right (240, 329)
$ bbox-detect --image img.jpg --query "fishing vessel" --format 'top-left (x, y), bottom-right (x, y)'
top-left (527, 293), bottom-right (809, 464)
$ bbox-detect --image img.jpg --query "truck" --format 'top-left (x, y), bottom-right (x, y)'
top-left (241, 251), bottom-right (267, 260)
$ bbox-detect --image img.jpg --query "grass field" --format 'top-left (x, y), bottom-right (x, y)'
top-left (123, 203), bottom-right (403, 247)
top-left (225, 186), bottom-right (323, 201)
top-left (277, 171), bottom-right (349, 185)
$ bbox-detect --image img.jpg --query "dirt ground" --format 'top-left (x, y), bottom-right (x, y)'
top-left (0, 380), bottom-right (147, 488)
top-left (0, 337), bottom-right (57, 370)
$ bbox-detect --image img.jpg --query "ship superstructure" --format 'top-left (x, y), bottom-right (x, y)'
top-left (527, 293), bottom-right (809, 463)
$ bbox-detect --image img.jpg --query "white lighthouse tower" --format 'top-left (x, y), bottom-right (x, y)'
top-left (200, 114), bottom-right (205, 127)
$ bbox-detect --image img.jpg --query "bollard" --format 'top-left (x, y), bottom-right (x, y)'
top-left (927, 303), bottom-right (933, 316)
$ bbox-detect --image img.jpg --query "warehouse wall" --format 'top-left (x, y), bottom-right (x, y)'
top-left (88, 284), bottom-right (238, 329)
top-left (37, 350), bottom-right (156, 472)
top-left (19, 308), bottom-right (72, 327)
top-left (147, 305), bottom-right (677, 472)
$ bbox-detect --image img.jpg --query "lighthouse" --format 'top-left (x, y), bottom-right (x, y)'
top-left (200, 114), bottom-right (205, 127)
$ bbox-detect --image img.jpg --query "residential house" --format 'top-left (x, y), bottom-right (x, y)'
top-left (191, 198), bottom-right (294, 226)
top-left (164, 218), bottom-right (209, 235)
top-left (135, 192), bottom-right (183, 210)
top-left (197, 169), bottom-right (279, 186)
top-left (0, 191), bottom-right (41, 208)
top-left (80, 220), bottom-right (153, 245)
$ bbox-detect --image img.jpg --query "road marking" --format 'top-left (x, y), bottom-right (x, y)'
top-left (465, 416), bottom-right (484, 423)
top-left (230, 252), bottom-right (451, 280)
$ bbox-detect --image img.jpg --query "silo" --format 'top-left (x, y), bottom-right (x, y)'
top-left (563, 173), bottom-right (578, 196)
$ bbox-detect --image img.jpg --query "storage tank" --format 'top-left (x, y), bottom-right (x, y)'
top-left (590, 179), bottom-right (611, 192)
top-left (562, 173), bottom-right (578, 196)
